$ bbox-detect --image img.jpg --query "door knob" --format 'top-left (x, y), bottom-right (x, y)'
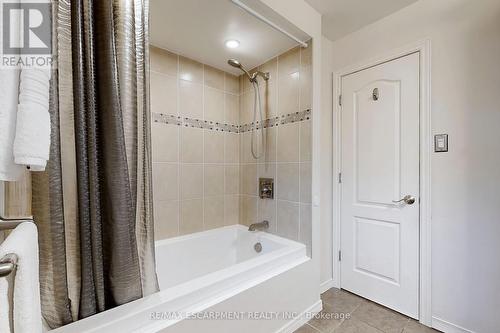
top-left (392, 195), bottom-right (416, 205)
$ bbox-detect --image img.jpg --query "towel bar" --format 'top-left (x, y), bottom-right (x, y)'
top-left (0, 253), bottom-right (17, 278)
top-left (0, 216), bottom-right (33, 276)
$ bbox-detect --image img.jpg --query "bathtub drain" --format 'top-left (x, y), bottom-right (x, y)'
top-left (254, 242), bottom-right (262, 253)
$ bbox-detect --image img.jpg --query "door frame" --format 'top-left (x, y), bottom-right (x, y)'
top-left (331, 40), bottom-right (432, 325)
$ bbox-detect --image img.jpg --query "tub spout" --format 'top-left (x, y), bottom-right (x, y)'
top-left (248, 220), bottom-right (269, 232)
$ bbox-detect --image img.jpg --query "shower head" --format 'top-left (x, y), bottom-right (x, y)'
top-left (228, 59), bottom-right (270, 82)
top-left (228, 59), bottom-right (253, 82)
top-left (228, 59), bottom-right (242, 68)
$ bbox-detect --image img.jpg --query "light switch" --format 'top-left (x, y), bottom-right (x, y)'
top-left (434, 134), bottom-right (448, 152)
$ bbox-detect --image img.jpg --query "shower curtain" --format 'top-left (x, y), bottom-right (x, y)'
top-left (32, 0), bottom-right (158, 328)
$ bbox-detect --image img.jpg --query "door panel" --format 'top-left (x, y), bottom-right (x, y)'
top-left (341, 53), bottom-right (420, 318)
top-left (355, 80), bottom-right (401, 205)
top-left (354, 217), bottom-right (400, 284)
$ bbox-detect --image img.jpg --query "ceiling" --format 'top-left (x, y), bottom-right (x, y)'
top-left (304, 0), bottom-right (419, 41)
top-left (150, 0), bottom-right (310, 76)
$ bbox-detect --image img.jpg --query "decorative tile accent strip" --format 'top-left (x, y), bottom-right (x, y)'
top-left (239, 109), bottom-right (311, 133)
top-left (152, 112), bottom-right (239, 133)
top-left (152, 113), bottom-right (181, 126)
top-left (152, 109), bottom-right (311, 133)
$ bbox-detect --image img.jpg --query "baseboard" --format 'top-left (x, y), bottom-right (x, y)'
top-left (432, 317), bottom-right (475, 333)
top-left (275, 300), bottom-right (323, 333)
top-left (319, 278), bottom-right (336, 293)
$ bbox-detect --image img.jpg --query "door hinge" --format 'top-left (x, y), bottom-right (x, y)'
top-left (338, 250), bottom-right (342, 261)
top-left (338, 95), bottom-right (342, 106)
top-left (338, 172), bottom-right (342, 183)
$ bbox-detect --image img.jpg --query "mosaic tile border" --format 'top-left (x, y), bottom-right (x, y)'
top-left (152, 113), bottom-right (240, 133)
top-left (152, 109), bottom-right (311, 133)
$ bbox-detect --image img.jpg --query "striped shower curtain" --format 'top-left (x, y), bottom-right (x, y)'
top-left (31, 0), bottom-right (158, 328)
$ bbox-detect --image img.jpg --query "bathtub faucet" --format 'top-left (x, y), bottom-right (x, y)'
top-left (248, 220), bottom-right (269, 232)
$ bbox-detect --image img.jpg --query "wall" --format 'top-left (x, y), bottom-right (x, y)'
top-left (254, 5), bottom-right (323, 316)
top-left (151, 0), bottom-right (323, 321)
top-left (323, 0), bottom-right (500, 331)
top-left (150, 46), bottom-right (241, 239)
top-left (0, 172), bottom-right (31, 218)
top-left (319, 36), bottom-right (334, 289)
top-left (151, 43), bottom-right (313, 256)
top-left (238, 45), bottom-right (313, 255)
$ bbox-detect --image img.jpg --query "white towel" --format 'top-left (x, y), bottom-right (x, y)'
top-left (13, 68), bottom-right (51, 171)
top-left (0, 69), bottom-right (24, 181)
top-left (0, 222), bottom-right (42, 333)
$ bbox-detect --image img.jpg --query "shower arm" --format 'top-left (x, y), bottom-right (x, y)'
top-left (227, 59), bottom-right (270, 82)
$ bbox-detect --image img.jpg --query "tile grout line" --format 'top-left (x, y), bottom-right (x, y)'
top-left (239, 76), bottom-right (243, 227)
top-left (305, 323), bottom-right (321, 332)
top-left (151, 69), bottom-right (239, 97)
top-left (348, 299), bottom-right (410, 333)
top-left (223, 72), bottom-right (227, 227)
top-left (309, 290), bottom-right (365, 332)
top-left (400, 318), bottom-right (411, 333)
top-left (202, 63), bottom-right (205, 231)
top-left (255, 69), bottom-right (259, 229)
top-left (275, 54), bottom-right (280, 234)
top-left (298, 45), bottom-right (302, 243)
top-left (176, 53), bottom-right (181, 236)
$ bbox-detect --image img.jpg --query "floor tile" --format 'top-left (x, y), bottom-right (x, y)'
top-left (321, 289), bottom-right (365, 315)
top-left (294, 288), bottom-right (432, 333)
top-left (403, 320), bottom-right (441, 333)
top-left (295, 323), bottom-right (321, 333)
top-left (307, 302), bottom-right (344, 332)
top-left (334, 318), bottom-right (384, 333)
top-left (351, 301), bottom-right (409, 333)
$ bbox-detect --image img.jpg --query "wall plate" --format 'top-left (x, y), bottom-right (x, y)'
top-left (259, 178), bottom-right (274, 199)
top-left (434, 134), bottom-right (448, 152)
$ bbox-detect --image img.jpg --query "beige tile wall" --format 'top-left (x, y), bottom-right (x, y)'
top-left (150, 43), bottom-right (312, 255)
top-left (238, 44), bottom-right (312, 255)
top-left (151, 46), bottom-right (240, 240)
top-left (2, 171), bottom-right (32, 218)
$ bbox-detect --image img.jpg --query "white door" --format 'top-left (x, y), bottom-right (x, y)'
top-left (340, 53), bottom-right (420, 318)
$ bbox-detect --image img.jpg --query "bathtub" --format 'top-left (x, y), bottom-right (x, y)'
top-left (52, 225), bottom-right (319, 333)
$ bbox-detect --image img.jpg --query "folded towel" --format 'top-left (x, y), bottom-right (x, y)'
top-left (0, 222), bottom-right (42, 333)
top-left (13, 68), bottom-right (51, 171)
top-left (13, 104), bottom-right (51, 171)
top-left (0, 259), bottom-right (14, 333)
top-left (0, 69), bottom-right (24, 181)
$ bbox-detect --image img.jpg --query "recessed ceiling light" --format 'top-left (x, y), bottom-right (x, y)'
top-left (225, 39), bottom-right (240, 49)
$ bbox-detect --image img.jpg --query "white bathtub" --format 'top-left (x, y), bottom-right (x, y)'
top-left (52, 225), bottom-right (319, 333)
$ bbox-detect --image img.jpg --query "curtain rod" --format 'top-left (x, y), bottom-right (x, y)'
top-left (231, 0), bottom-right (309, 48)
